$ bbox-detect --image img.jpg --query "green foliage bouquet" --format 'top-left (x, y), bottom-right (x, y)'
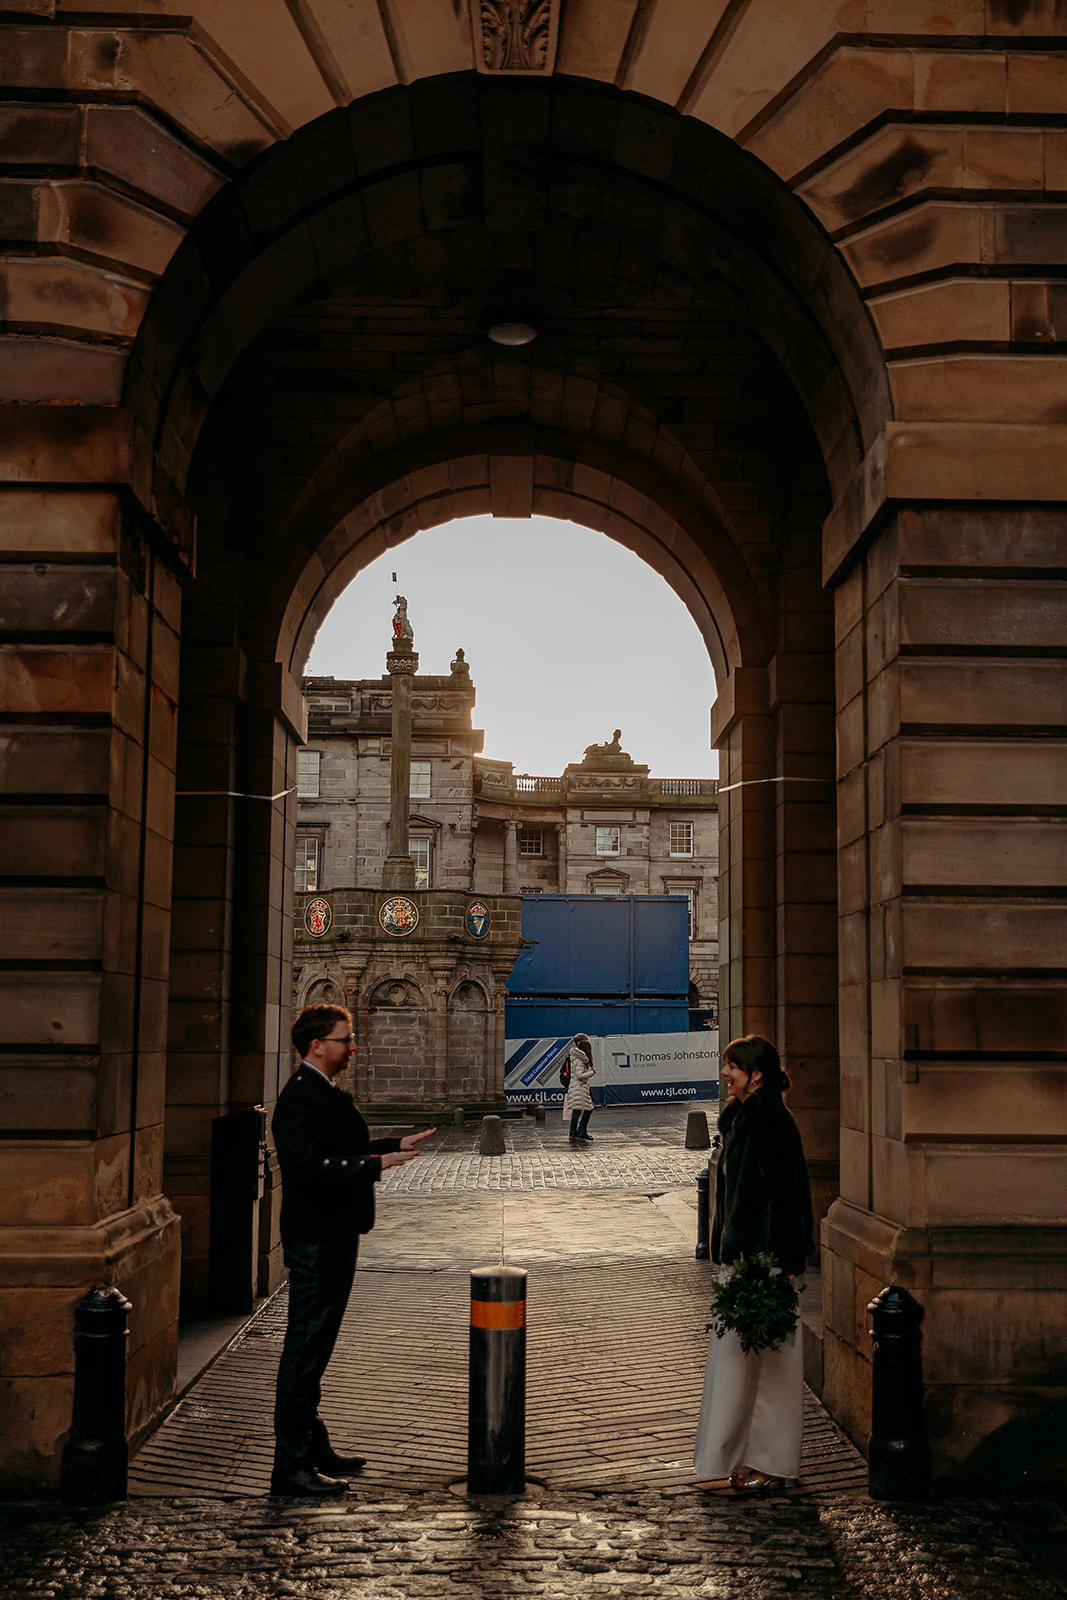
top-left (708, 1252), bottom-right (799, 1355)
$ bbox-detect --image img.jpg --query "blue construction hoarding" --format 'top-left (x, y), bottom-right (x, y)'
top-left (504, 894), bottom-right (689, 1038)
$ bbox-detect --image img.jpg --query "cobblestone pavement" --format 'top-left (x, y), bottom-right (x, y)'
top-left (3, 1489), bottom-right (1066, 1600)
top-left (380, 1147), bottom-right (710, 1193)
top-left (6, 1107), bottom-right (1066, 1598)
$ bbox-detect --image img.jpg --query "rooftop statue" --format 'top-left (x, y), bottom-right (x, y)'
top-left (580, 728), bottom-right (635, 768)
top-left (392, 593), bottom-right (414, 647)
top-left (451, 647), bottom-right (471, 678)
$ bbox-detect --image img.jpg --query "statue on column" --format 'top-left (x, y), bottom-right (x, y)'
top-left (392, 594), bottom-right (414, 647)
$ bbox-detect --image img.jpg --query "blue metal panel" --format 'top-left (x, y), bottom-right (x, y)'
top-left (506, 895), bottom-right (688, 999)
top-left (633, 897), bottom-right (689, 994)
top-left (503, 996), bottom-right (689, 1038)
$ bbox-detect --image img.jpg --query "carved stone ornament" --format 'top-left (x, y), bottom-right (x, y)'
top-left (378, 896), bottom-right (420, 937)
top-left (303, 895), bottom-right (333, 936)
top-left (386, 652), bottom-right (418, 676)
top-left (412, 696), bottom-right (457, 711)
top-left (575, 774), bottom-right (639, 790)
top-left (471, 0), bottom-right (559, 76)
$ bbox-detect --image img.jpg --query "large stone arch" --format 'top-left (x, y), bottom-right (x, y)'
top-left (2, 8), bottom-right (1066, 1497)
top-left (147, 76), bottom-right (851, 1426)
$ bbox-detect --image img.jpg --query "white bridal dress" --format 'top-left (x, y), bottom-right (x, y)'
top-left (692, 1318), bottom-right (804, 1482)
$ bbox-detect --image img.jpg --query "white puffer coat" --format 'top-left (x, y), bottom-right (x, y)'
top-left (567, 1045), bottom-right (595, 1111)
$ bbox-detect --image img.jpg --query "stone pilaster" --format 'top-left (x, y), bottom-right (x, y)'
top-left (503, 818), bottom-right (519, 892)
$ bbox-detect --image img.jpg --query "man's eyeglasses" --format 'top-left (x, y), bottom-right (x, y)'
top-left (325, 1033), bottom-right (355, 1045)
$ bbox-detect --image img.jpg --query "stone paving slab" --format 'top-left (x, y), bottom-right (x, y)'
top-left (362, 1188), bottom-right (700, 1269)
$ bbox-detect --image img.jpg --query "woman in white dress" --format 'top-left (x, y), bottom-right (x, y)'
top-left (693, 1034), bottom-right (814, 1491)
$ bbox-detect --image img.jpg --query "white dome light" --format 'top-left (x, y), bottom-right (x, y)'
top-left (488, 321), bottom-right (538, 346)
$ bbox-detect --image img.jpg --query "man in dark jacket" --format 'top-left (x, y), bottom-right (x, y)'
top-left (270, 1004), bottom-right (435, 1497)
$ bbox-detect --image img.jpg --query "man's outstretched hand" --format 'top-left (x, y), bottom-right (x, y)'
top-left (381, 1126), bottom-right (437, 1169)
top-left (399, 1126), bottom-right (437, 1153)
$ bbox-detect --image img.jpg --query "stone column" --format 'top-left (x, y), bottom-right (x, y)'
top-left (429, 960), bottom-right (453, 1099)
top-left (381, 643), bottom-right (418, 890)
top-left (503, 818), bottom-right (519, 892)
top-left (556, 821), bottom-right (567, 892)
top-left (490, 959), bottom-right (515, 1099)
top-left (820, 502), bottom-right (1067, 1489)
top-left (712, 664), bottom-right (839, 1228)
top-left (0, 483), bottom-right (183, 1491)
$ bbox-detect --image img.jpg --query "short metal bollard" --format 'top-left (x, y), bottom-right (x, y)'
top-left (453, 1106), bottom-right (465, 1125)
top-left (61, 1285), bottom-right (133, 1506)
top-left (695, 1165), bottom-right (711, 1259)
top-left (468, 1266), bottom-right (527, 1495)
top-left (867, 1285), bottom-right (931, 1501)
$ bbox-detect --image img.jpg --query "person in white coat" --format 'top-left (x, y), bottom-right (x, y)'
top-left (567, 1033), bottom-right (595, 1144)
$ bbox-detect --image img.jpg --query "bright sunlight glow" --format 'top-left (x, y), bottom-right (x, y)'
top-left (306, 516), bottom-right (719, 779)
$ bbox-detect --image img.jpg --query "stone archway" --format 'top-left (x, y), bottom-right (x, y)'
top-left (156, 73), bottom-right (854, 1421)
top-left (3, 13), bottom-right (1066, 1496)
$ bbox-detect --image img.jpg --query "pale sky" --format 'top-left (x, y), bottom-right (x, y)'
top-left (306, 515), bottom-right (720, 779)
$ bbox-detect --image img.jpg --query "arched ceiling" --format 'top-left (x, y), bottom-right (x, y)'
top-left (155, 76), bottom-right (881, 686)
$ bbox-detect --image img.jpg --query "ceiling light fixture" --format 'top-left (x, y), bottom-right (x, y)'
top-left (488, 321), bottom-right (538, 346)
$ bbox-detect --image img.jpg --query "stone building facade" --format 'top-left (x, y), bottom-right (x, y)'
top-left (293, 887), bottom-right (524, 1110)
top-left (293, 668), bottom-right (719, 1018)
top-left (3, 1), bottom-right (1067, 1495)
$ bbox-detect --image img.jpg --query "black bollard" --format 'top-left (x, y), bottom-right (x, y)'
top-left (867, 1285), bottom-right (931, 1501)
top-left (61, 1285), bottom-right (132, 1506)
top-left (468, 1265), bottom-right (526, 1495)
top-left (695, 1165), bottom-right (711, 1259)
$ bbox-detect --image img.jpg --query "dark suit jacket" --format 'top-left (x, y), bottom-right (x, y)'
top-left (272, 1065), bottom-right (402, 1242)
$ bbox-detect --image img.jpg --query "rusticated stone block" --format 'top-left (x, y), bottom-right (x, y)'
top-left (0, 405), bottom-right (129, 484)
top-left (899, 660), bottom-right (1067, 731)
top-left (3, 258), bottom-right (148, 341)
top-left (85, 104), bottom-right (225, 218)
top-left (905, 980), bottom-right (1067, 1056)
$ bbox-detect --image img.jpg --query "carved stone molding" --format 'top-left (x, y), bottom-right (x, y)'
top-left (573, 774), bottom-right (640, 791)
top-left (472, 0), bottom-right (559, 75)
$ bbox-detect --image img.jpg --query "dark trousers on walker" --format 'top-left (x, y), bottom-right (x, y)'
top-left (570, 1109), bottom-right (591, 1138)
top-left (273, 1237), bottom-right (358, 1472)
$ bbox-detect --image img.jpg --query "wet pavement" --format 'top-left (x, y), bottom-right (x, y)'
top-left (3, 1104), bottom-right (1066, 1599)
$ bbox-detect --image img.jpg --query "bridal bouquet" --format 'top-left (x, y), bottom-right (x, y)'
top-left (708, 1251), bottom-right (799, 1355)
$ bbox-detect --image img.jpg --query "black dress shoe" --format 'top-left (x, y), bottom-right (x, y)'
top-left (269, 1465), bottom-right (348, 1497)
top-left (312, 1447), bottom-right (366, 1474)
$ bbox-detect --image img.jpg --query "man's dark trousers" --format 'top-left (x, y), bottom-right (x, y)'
top-left (273, 1237), bottom-right (359, 1473)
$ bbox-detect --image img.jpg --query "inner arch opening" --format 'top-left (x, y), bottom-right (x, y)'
top-left (304, 512), bottom-right (720, 780)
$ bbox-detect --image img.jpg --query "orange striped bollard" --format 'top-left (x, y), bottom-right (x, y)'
top-left (468, 1265), bottom-right (527, 1495)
